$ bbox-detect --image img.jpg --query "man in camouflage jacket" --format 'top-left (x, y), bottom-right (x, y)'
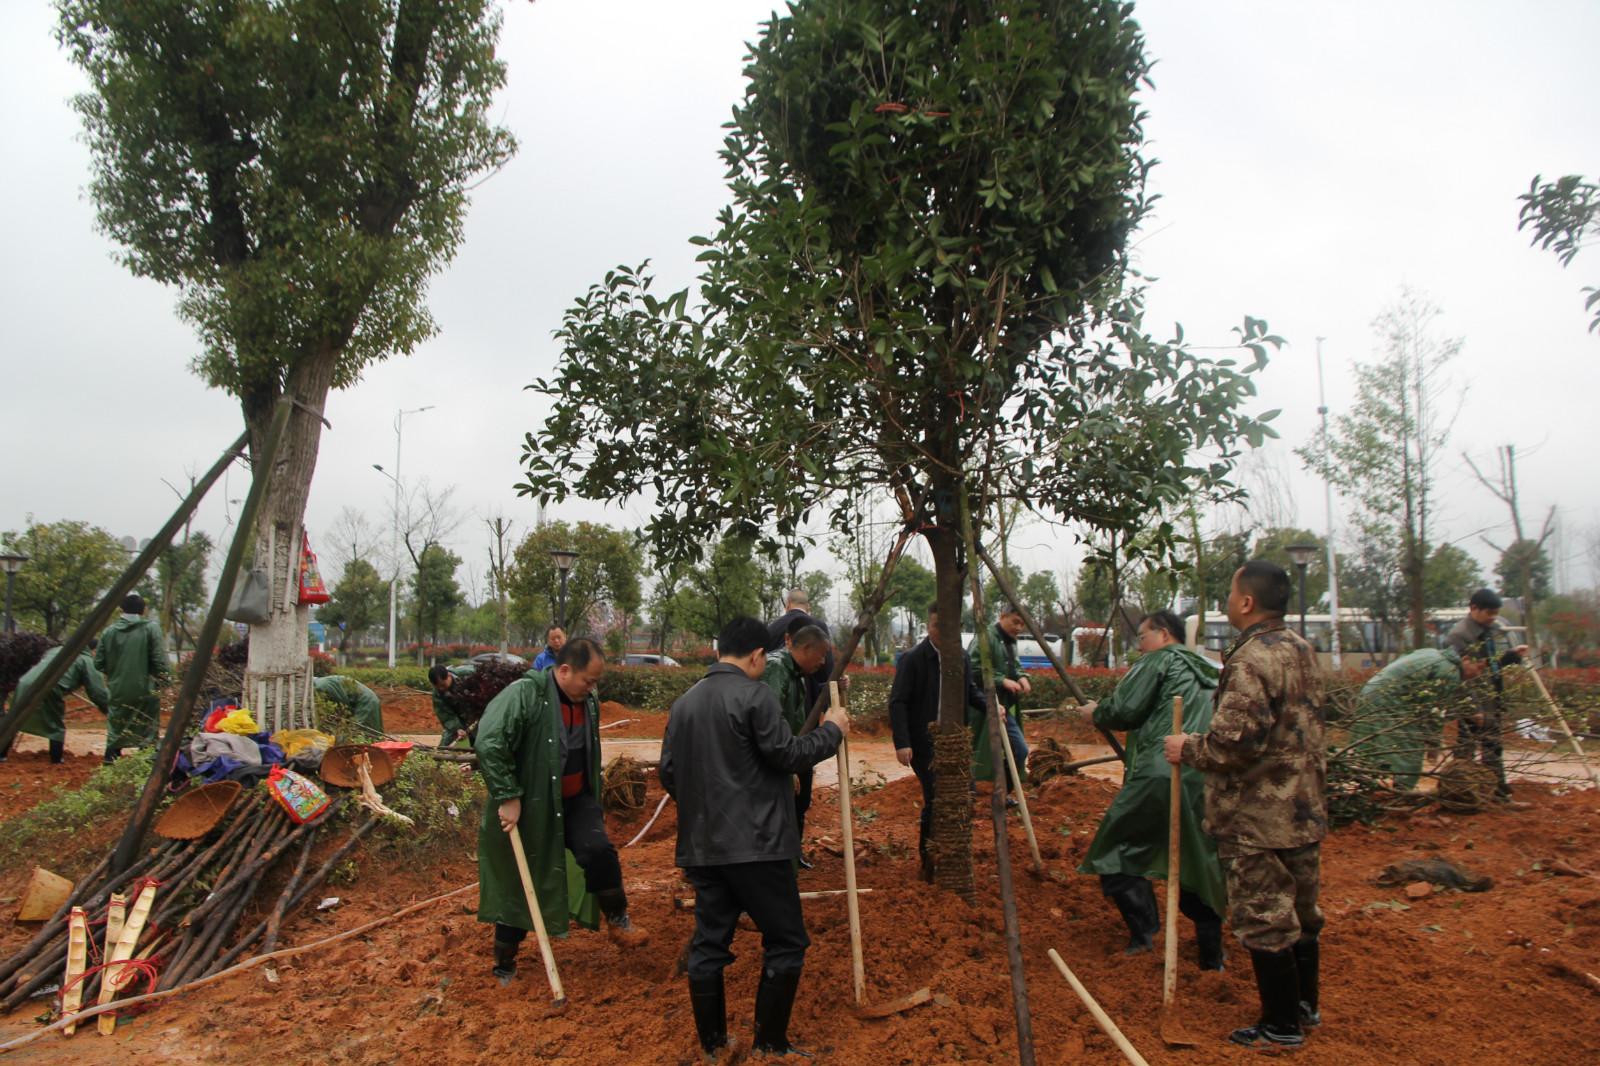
top-left (1165, 560), bottom-right (1327, 1050)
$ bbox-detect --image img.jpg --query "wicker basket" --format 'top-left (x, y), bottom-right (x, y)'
top-left (319, 744), bottom-right (395, 789)
top-left (155, 781), bottom-right (243, 840)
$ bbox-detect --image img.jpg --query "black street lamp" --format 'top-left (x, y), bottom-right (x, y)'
top-left (550, 549), bottom-right (579, 629)
top-left (0, 553), bottom-right (27, 634)
top-left (1286, 544), bottom-right (1319, 640)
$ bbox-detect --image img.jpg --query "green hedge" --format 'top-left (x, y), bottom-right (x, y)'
top-left (343, 665), bottom-right (433, 691)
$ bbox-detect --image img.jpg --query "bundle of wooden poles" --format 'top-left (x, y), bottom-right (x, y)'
top-left (0, 791), bottom-right (380, 1034)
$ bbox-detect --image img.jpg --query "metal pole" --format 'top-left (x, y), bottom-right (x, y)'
top-left (1296, 562), bottom-right (1308, 637)
top-left (1316, 338), bottom-right (1343, 667)
top-left (3, 572), bottom-right (14, 634)
top-left (387, 412), bottom-right (401, 669)
top-left (557, 569), bottom-right (570, 629)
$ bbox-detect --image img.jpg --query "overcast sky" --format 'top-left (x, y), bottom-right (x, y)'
top-left (2, 1), bottom-right (1596, 617)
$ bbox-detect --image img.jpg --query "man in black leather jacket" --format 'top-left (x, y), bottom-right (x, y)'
top-left (661, 615), bottom-right (849, 1059)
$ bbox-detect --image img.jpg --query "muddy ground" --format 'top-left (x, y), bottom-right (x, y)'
top-left (1, 697), bottom-right (1597, 1064)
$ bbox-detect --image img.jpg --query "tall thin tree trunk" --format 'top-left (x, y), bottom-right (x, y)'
top-left (927, 506), bottom-right (976, 902)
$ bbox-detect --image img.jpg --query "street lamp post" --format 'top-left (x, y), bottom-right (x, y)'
top-left (550, 549), bottom-right (579, 629)
top-left (0, 553), bottom-right (28, 634)
top-left (1286, 544), bottom-right (1319, 641)
top-left (375, 405), bottom-right (434, 668)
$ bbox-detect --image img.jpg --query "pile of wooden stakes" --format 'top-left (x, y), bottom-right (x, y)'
top-left (0, 790), bottom-right (380, 1035)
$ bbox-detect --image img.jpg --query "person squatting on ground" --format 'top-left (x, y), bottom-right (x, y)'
top-left (1077, 610), bottom-right (1227, 970)
top-left (474, 637), bottom-right (647, 986)
top-left (532, 625), bottom-right (567, 672)
top-left (967, 603), bottom-right (1031, 805)
top-left (760, 617), bottom-right (831, 867)
top-left (1445, 587), bottom-right (1527, 799)
top-left (96, 593), bottom-right (168, 764)
top-left (312, 674), bottom-right (385, 735)
top-left (660, 616), bottom-right (848, 1059)
top-left (428, 662), bottom-right (475, 747)
top-left (1347, 646), bottom-right (1483, 790)
top-left (888, 602), bottom-right (986, 882)
top-left (1165, 561), bottom-right (1328, 1049)
top-left (0, 639), bottom-right (110, 763)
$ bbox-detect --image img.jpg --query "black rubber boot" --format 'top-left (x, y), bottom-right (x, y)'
top-left (752, 968), bottom-right (810, 1057)
top-left (1106, 881), bottom-right (1158, 956)
top-left (1230, 948), bottom-right (1304, 1048)
top-left (48, 740), bottom-right (65, 765)
top-left (492, 939), bottom-right (518, 986)
top-left (1196, 920), bottom-right (1226, 972)
top-left (1293, 937), bottom-right (1320, 1028)
top-left (689, 973), bottom-right (728, 1058)
top-left (596, 887), bottom-right (649, 948)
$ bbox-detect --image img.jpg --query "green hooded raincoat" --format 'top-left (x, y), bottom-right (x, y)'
top-left (313, 675), bottom-right (384, 734)
top-left (95, 615), bottom-right (167, 751)
top-left (473, 671), bottom-right (600, 936)
top-left (1347, 647), bottom-right (1462, 790)
top-left (967, 623), bottom-right (1024, 782)
top-left (1077, 644), bottom-right (1227, 916)
top-left (11, 647), bottom-right (110, 743)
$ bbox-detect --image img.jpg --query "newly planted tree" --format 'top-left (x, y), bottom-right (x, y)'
top-left (519, 1), bottom-right (1277, 911)
top-left (58, 0), bottom-right (514, 718)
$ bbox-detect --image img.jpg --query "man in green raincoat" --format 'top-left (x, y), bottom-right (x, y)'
top-left (1347, 646), bottom-right (1482, 790)
top-left (0, 640), bottom-right (110, 764)
top-left (1078, 610), bottom-right (1227, 969)
top-left (967, 604), bottom-right (1031, 802)
top-left (427, 662), bottom-right (475, 746)
top-left (474, 637), bottom-right (647, 986)
top-left (761, 619), bottom-right (831, 862)
top-left (95, 594), bottom-right (168, 763)
top-left (312, 674), bottom-right (384, 735)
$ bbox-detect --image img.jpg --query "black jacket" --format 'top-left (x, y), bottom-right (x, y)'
top-left (888, 638), bottom-right (987, 751)
top-left (659, 663), bottom-right (842, 867)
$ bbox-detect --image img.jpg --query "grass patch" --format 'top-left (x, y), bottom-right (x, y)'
top-left (0, 750), bottom-right (156, 871)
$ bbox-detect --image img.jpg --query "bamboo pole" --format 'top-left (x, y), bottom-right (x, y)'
top-left (960, 490), bottom-right (1035, 1066)
top-left (109, 401), bottom-right (293, 876)
top-left (996, 717), bottom-right (1043, 874)
top-left (0, 428), bottom-right (252, 756)
top-left (831, 682), bottom-right (865, 1005)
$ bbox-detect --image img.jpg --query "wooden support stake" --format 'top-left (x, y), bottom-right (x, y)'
top-left (1523, 665), bottom-right (1600, 789)
top-left (97, 880), bottom-right (157, 1034)
top-left (104, 894), bottom-right (127, 956)
top-left (1047, 949), bottom-right (1151, 1066)
top-left (997, 716), bottom-right (1043, 874)
top-left (61, 908), bottom-right (88, 1037)
top-left (831, 681), bottom-right (865, 1006)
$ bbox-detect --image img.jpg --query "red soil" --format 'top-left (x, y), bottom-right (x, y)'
top-left (4, 718), bottom-right (1598, 1064)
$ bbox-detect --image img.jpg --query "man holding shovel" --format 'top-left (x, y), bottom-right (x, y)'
top-left (1164, 562), bottom-right (1327, 1049)
top-left (1077, 609), bottom-right (1226, 969)
top-left (968, 603), bottom-right (1031, 806)
top-left (660, 616), bottom-right (849, 1059)
top-left (761, 618), bottom-right (831, 865)
top-left (474, 637), bottom-right (648, 987)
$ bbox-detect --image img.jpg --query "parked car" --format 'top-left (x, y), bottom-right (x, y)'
top-left (622, 653), bottom-right (680, 667)
top-left (469, 651), bottom-right (528, 668)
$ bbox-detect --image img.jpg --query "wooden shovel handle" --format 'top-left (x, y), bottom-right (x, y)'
top-left (507, 827), bottom-right (566, 1006)
top-left (1048, 948), bottom-right (1151, 1066)
top-left (1164, 696), bottom-right (1182, 1010)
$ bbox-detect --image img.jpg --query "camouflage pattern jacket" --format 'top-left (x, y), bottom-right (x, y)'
top-left (1180, 619), bottom-right (1327, 849)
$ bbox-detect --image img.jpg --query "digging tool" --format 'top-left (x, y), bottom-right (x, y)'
top-left (1521, 664), bottom-right (1600, 789)
top-left (506, 822), bottom-right (566, 1007)
top-left (831, 681), bottom-right (865, 1006)
top-left (1159, 696), bottom-right (1198, 1047)
top-left (996, 713), bottom-right (1044, 875)
top-left (1047, 949), bottom-right (1151, 1066)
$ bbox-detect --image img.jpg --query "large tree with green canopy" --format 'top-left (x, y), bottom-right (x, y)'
top-left (519, 1), bottom-right (1277, 905)
top-left (56, 0), bottom-right (514, 717)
